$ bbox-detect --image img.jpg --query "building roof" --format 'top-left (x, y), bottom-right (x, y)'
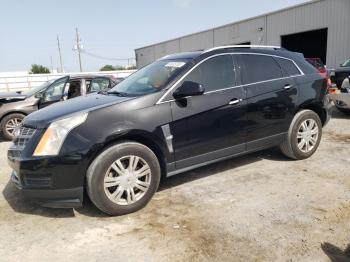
top-left (135, 0), bottom-right (319, 51)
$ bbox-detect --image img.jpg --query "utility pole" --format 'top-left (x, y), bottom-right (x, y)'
top-left (74, 28), bottom-right (83, 72)
top-left (57, 36), bottom-right (63, 73)
top-left (50, 56), bottom-right (53, 72)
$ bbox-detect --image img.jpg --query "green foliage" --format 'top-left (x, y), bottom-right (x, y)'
top-left (29, 64), bottom-right (50, 74)
top-left (99, 65), bottom-right (135, 71)
top-left (114, 65), bottom-right (125, 70)
top-left (100, 65), bottom-right (116, 71)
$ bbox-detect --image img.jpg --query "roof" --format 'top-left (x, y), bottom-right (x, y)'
top-left (158, 51), bottom-right (203, 61)
top-left (135, 0), bottom-right (318, 51)
top-left (68, 74), bottom-right (112, 80)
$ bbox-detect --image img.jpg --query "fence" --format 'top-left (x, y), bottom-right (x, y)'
top-left (0, 70), bottom-right (136, 92)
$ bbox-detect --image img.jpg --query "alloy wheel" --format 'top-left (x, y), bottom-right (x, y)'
top-left (5, 118), bottom-right (22, 136)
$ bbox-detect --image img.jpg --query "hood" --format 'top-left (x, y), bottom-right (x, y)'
top-left (0, 92), bottom-right (27, 103)
top-left (23, 93), bottom-right (134, 128)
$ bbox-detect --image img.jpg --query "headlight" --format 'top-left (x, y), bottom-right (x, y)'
top-left (33, 112), bottom-right (88, 156)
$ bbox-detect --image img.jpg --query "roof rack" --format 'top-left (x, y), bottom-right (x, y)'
top-left (204, 45), bottom-right (283, 53)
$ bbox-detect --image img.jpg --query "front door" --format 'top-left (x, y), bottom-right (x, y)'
top-left (38, 76), bottom-right (69, 108)
top-left (169, 54), bottom-right (247, 169)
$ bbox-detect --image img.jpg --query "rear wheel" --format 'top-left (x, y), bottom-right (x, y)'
top-left (0, 113), bottom-right (25, 140)
top-left (280, 110), bottom-right (322, 160)
top-left (86, 141), bottom-right (161, 216)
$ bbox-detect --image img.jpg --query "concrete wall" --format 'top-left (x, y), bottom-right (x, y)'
top-left (135, 0), bottom-right (350, 69)
top-left (0, 70), bottom-right (135, 92)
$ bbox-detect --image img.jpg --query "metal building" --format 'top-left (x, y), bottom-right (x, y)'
top-left (135, 0), bottom-right (350, 69)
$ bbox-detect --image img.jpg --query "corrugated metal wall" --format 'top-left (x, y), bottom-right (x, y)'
top-left (135, 0), bottom-right (350, 69)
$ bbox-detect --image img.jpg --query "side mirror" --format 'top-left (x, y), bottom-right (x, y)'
top-left (173, 81), bottom-right (205, 99)
top-left (34, 92), bottom-right (43, 99)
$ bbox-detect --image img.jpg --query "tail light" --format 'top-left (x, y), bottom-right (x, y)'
top-left (318, 71), bottom-right (333, 94)
top-left (318, 67), bottom-right (326, 74)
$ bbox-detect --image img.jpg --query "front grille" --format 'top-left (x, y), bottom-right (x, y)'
top-left (12, 126), bottom-right (36, 150)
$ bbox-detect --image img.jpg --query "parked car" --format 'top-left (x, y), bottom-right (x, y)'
top-left (331, 76), bottom-right (350, 115)
top-left (8, 46), bottom-right (331, 215)
top-left (0, 75), bottom-right (117, 140)
top-left (334, 59), bottom-right (350, 88)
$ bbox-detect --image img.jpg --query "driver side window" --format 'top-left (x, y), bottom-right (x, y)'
top-left (43, 78), bottom-right (67, 102)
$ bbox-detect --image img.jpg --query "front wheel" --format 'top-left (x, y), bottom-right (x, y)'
top-left (0, 113), bottom-right (25, 140)
top-left (86, 141), bottom-right (161, 216)
top-left (280, 110), bottom-right (322, 160)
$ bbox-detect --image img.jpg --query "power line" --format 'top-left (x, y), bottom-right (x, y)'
top-left (81, 50), bottom-right (135, 63)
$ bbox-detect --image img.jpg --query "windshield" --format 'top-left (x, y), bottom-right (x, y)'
top-left (108, 59), bottom-right (190, 96)
top-left (22, 78), bottom-right (57, 96)
top-left (341, 59), bottom-right (350, 67)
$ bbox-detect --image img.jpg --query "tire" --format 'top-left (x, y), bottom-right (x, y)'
top-left (86, 141), bottom-right (161, 216)
top-left (0, 113), bottom-right (25, 140)
top-left (280, 110), bottom-right (322, 160)
top-left (336, 106), bottom-right (350, 115)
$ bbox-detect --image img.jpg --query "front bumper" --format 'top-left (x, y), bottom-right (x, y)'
top-left (8, 150), bottom-right (88, 208)
top-left (11, 170), bottom-right (83, 208)
top-left (330, 93), bottom-right (350, 110)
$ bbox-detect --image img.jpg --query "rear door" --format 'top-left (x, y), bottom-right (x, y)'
top-left (170, 54), bottom-right (247, 169)
top-left (89, 77), bottom-right (112, 93)
top-left (237, 54), bottom-right (298, 150)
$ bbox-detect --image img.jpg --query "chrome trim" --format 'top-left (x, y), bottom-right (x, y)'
top-left (229, 99), bottom-right (243, 105)
top-left (167, 132), bottom-right (287, 177)
top-left (161, 124), bottom-right (174, 153)
top-left (204, 45), bottom-right (282, 53)
top-left (156, 52), bottom-right (304, 105)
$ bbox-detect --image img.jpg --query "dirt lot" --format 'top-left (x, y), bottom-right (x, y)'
top-left (0, 107), bottom-right (349, 262)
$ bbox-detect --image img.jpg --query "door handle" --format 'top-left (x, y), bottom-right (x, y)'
top-left (284, 84), bottom-right (293, 90)
top-left (229, 98), bottom-right (243, 105)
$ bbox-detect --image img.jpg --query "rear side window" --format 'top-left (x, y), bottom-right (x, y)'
top-left (239, 54), bottom-right (283, 84)
top-left (184, 55), bottom-right (235, 92)
top-left (277, 58), bottom-right (301, 76)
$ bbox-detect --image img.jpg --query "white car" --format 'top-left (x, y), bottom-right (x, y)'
top-left (331, 76), bottom-right (350, 115)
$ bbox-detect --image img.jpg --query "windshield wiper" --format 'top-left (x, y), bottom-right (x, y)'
top-left (107, 91), bottom-right (130, 97)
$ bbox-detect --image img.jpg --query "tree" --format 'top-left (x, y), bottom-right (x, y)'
top-left (29, 64), bottom-right (50, 74)
top-left (114, 65), bottom-right (126, 70)
top-left (100, 65), bottom-right (115, 71)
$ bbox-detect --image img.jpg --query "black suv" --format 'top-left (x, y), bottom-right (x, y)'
top-left (8, 46), bottom-right (331, 215)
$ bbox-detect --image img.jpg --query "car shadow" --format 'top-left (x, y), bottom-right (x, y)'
top-left (2, 148), bottom-right (288, 218)
top-left (0, 137), bottom-right (8, 143)
top-left (330, 106), bottom-right (350, 120)
top-left (158, 148), bottom-right (287, 191)
top-left (321, 242), bottom-right (350, 262)
top-left (2, 181), bottom-right (75, 218)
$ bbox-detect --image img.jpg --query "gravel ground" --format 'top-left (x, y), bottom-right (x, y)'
top-left (0, 107), bottom-right (349, 262)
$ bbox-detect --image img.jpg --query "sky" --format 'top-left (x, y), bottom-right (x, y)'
top-left (0, 0), bottom-right (310, 73)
